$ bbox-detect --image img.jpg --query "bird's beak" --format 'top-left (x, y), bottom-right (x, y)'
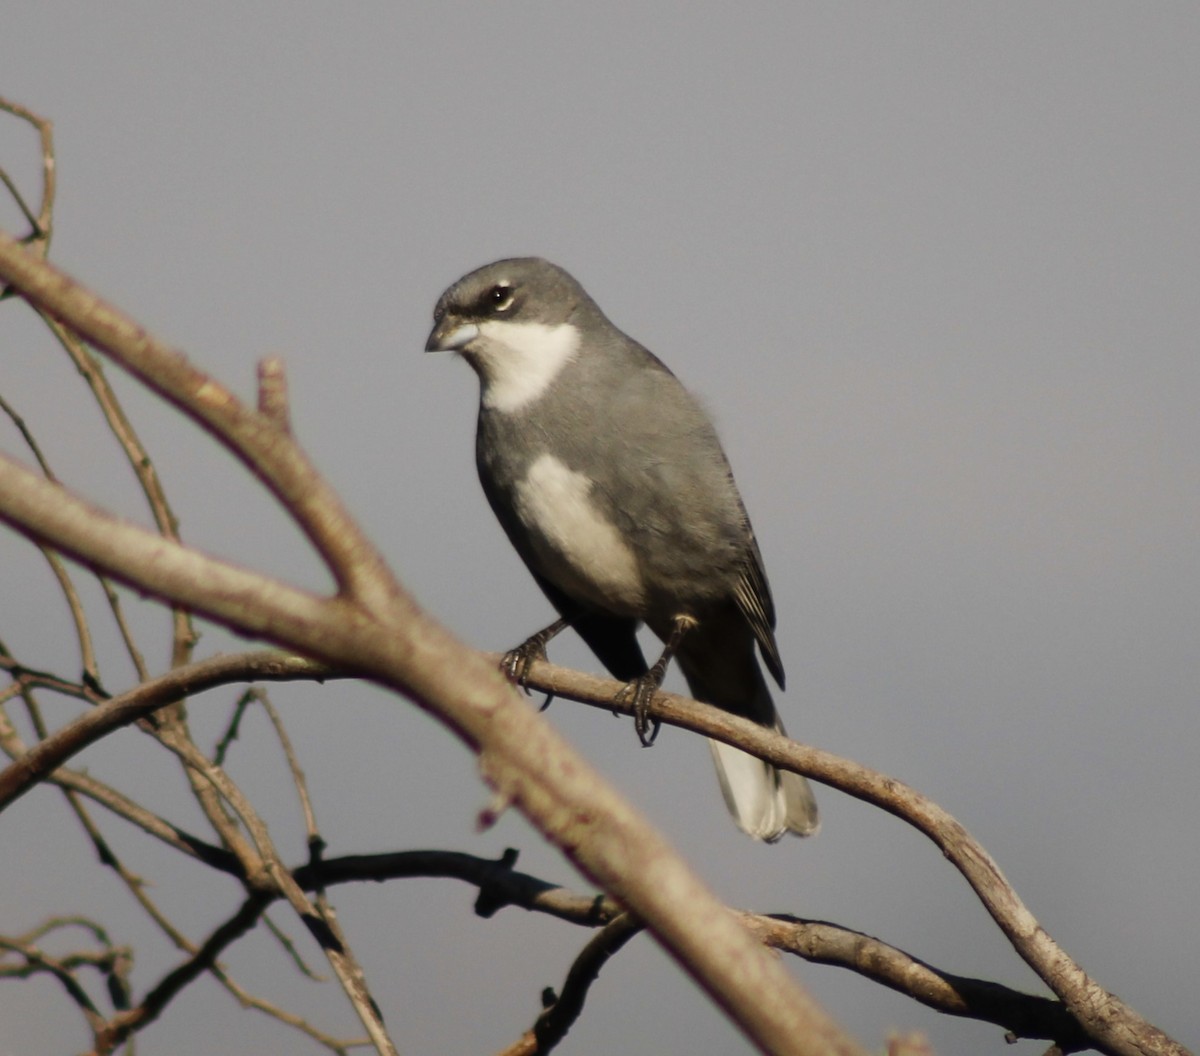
top-left (425, 319), bottom-right (480, 353)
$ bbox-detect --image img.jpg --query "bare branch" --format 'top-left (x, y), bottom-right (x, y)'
top-left (257, 355), bottom-right (292, 434)
top-left (0, 391), bottom-right (57, 476)
top-left (259, 686), bottom-right (322, 843)
top-left (93, 893), bottom-right (270, 1053)
top-left (301, 848), bottom-right (622, 928)
top-left (216, 963), bottom-right (370, 1056)
top-left (0, 651), bottom-right (339, 813)
top-left (98, 576), bottom-right (151, 683)
top-left (38, 311), bottom-right (198, 666)
top-left (502, 655), bottom-right (1187, 1056)
top-left (148, 727), bottom-right (397, 1055)
top-left (0, 681), bottom-right (237, 876)
top-left (0, 649), bottom-right (1096, 1053)
top-left (0, 642), bottom-right (104, 704)
top-left (0, 394), bottom-right (104, 685)
top-left (532, 913), bottom-right (643, 1053)
top-left (750, 916), bottom-right (1086, 1051)
top-left (45, 769), bottom-right (237, 874)
top-left (294, 849), bottom-right (1091, 1052)
top-left (2, 233), bottom-right (395, 607)
top-left (262, 912), bottom-right (327, 982)
top-left (212, 689), bottom-right (257, 766)
top-left (0, 97), bottom-right (55, 253)
top-left (0, 230), bottom-right (870, 1056)
top-left (0, 935), bottom-right (106, 1033)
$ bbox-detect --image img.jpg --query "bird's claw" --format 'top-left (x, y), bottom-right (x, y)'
top-left (499, 619), bottom-right (568, 710)
top-left (500, 642), bottom-right (556, 710)
top-left (500, 641), bottom-right (544, 690)
top-left (501, 618), bottom-right (569, 710)
top-left (616, 675), bottom-right (663, 746)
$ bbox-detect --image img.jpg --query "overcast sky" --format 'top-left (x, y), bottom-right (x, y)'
top-left (2, 5), bottom-right (1197, 1054)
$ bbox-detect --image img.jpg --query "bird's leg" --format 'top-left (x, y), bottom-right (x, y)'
top-left (501, 617), bottom-right (569, 707)
top-left (619, 614), bottom-right (697, 747)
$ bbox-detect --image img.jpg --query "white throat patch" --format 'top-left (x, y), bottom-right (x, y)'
top-left (470, 320), bottom-right (581, 414)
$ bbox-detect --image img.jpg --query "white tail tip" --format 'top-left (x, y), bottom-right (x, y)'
top-left (708, 738), bottom-right (820, 842)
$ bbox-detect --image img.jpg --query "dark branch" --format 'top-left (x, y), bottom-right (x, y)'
top-left (534, 914), bottom-right (643, 1052)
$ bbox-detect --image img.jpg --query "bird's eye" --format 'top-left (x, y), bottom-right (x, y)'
top-left (487, 284), bottom-right (515, 312)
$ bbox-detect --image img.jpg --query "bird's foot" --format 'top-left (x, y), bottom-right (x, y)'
top-left (614, 613), bottom-right (697, 746)
top-left (501, 617), bottom-right (569, 709)
top-left (615, 672), bottom-right (665, 746)
top-left (500, 640), bottom-right (543, 687)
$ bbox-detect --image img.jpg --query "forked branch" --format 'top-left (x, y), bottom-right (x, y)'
top-left (0, 230), bottom-right (867, 1056)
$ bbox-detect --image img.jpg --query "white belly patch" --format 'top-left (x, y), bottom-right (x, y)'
top-left (514, 453), bottom-right (645, 612)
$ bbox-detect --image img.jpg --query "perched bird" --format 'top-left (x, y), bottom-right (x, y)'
top-left (426, 258), bottom-right (818, 841)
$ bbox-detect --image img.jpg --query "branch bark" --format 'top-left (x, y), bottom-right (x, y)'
top-left (502, 656), bottom-right (1189, 1056)
top-left (0, 651), bottom-right (337, 812)
top-left (0, 229), bottom-right (867, 1056)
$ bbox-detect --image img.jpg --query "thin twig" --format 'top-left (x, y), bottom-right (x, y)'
top-left (9, 791), bottom-right (360, 1054)
top-left (59, 778), bottom-right (196, 955)
top-left (153, 705), bottom-right (263, 872)
top-left (0, 96), bottom-right (55, 253)
top-left (150, 728), bottom-right (397, 1055)
top-left (217, 964), bottom-right (368, 1055)
top-left (38, 312), bottom-right (197, 670)
top-left (0, 394), bottom-right (103, 686)
top-left (0, 651), bottom-right (340, 813)
top-left (92, 893), bottom-right (271, 1053)
top-left (98, 577), bottom-right (150, 684)
top-left (259, 688), bottom-right (320, 841)
top-left (0, 647), bottom-right (103, 704)
top-left (532, 913), bottom-right (644, 1053)
top-left (212, 689), bottom-right (257, 766)
top-left (44, 768), bottom-right (237, 875)
top-left (0, 166), bottom-right (40, 235)
top-left (7, 916), bottom-right (116, 953)
top-left (262, 912), bottom-right (326, 981)
top-left (0, 936), bottom-right (106, 1031)
top-left (0, 391), bottom-right (56, 476)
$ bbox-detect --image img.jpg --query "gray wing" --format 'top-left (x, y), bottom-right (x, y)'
top-left (733, 530), bottom-right (785, 689)
top-left (605, 351), bottom-right (786, 687)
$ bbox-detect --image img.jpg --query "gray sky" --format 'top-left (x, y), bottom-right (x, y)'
top-left (2, 5), bottom-right (1197, 1054)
